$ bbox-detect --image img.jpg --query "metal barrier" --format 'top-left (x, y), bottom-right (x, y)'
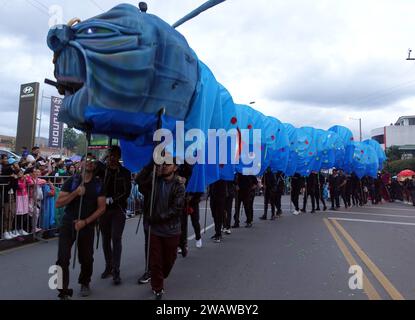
top-left (0, 175), bottom-right (143, 244)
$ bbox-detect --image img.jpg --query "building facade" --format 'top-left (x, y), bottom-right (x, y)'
top-left (371, 116), bottom-right (415, 158)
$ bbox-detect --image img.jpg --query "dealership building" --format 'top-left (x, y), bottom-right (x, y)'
top-left (371, 116), bottom-right (415, 157)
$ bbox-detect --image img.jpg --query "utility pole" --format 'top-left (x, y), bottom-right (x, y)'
top-left (350, 117), bottom-right (362, 142)
top-left (407, 49), bottom-right (415, 61)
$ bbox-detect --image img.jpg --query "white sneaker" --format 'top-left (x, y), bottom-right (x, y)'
top-left (18, 229), bottom-right (29, 236)
top-left (3, 232), bottom-right (13, 240)
top-left (10, 230), bottom-right (20, 238)
top-left (177, 247), bottom-right (182, 254)
top-left (195, 239), bottom-right (203, 249)
top-left (224, 229), bottom-right (232, 235)
top-left (292, 210), bottom-right (300, 216)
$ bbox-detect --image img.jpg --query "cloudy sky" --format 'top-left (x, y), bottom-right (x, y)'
top-left (1, 0), bottom-right (415, 140)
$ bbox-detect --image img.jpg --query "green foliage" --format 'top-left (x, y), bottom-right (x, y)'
top-left (385, 146), bottom-right (404, 162)
top-left (76, 134), bottom-right (87, 155)
top-left (384, 158), bottom-right (415, 176)
top-left (63, 128), bottom-right (78, 151)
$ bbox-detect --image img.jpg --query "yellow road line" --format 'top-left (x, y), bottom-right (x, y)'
top-left (331, 219), bottom-right (405, 300)
top-left (323, 218), bottom-right (381, 300)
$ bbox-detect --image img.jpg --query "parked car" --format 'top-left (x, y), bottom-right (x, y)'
top-left (0, 149), bottom-right (21, 162)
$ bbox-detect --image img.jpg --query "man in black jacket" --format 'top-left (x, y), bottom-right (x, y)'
top-left (100, 146), bottom-right (132, 285)
top-left (223, 179), bottom-right (236, 234)
top-left (136, 158), bottom-right (185, 300)
top-left (260, 168), bottom-right (277, 220)
top-left (329, 169), bottom-right (340, 210)
top-left (234, 174), bottom-right (258, 228)
top-left (209, 179), bottom-right (227, 242)
top-left (302, 172), bottom-right (317, 213)
top-left (290, 173), bottom-right (303, 215)
top-left (315, 172), bottom-right (327, 211)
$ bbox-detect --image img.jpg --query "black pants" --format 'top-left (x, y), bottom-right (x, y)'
top-left (100, 207), bottom-right (126, 273)
top-left (352, 188), bottom-right (362, 206)
top-left (143, 221), bottom-right (150, 271)
top-left (340, 190), bottom-right (349, 208)
top-left (315, 189), bottom-right (326, 210)
top-left (223, 195), bottom-right (234, 229)
top-left (235, 192), bottom-right (255, 224)
top-left (344, 191), bottom-right (352, 207)
top-left (275, 191), bottom-right (283, 214)
top-left (302, 191), bottom-right (316, 211)
top-left (180, 202), bottom-right (201, 248)
top-left (210, 196), bottom-right (225, 237)
top-left (264, 191), bottom-right (275, 217)
top-left (291, 190), bottom-right (300, 211)
top-left (149, 234), bottom-right (180, 293)
top-left (330, 189), bottom-right (340, 208)
top-left (56, 222), bottom-right (95, 297)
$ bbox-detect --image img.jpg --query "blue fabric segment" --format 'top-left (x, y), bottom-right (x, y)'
top-left (328, 125), bottom-right (355, 173)
top-left (295, 127), bottom-right (318, 177)
top-left (284, 123), bottom-right (299, 177)
top-left (363, 139), bottom-right (387, 170)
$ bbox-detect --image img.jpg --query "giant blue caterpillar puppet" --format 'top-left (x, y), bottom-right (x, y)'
top-left (46, 3), bottom-right (291, 192)
top-left (46, 3), bottom-right (385, 192)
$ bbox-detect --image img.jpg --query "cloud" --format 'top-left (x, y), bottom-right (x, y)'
top-left (1, 0), bottom-right (415, 140)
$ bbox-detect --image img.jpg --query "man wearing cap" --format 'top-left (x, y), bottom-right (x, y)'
top-left (99, 146), bottom-right (132, 285)
top-left (55, 155), bottom-right (106, 300)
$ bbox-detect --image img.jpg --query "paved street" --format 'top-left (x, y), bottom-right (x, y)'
top-left (0, 196), bottom-right (414, 300)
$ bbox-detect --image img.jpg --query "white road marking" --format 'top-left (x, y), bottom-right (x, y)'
top-left (188, 224), bottom-right (215, 241)
top-left (330, 210), bottom-right (415, 219)
top-left (328, 217), bottom-right (415, 227)
top-left (352, 206), bottom-right (415, 212)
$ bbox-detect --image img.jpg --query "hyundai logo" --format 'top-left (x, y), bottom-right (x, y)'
top-left (23, 86), bottom-right (34, 94)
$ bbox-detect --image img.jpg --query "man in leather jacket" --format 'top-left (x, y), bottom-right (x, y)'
top-left (136, 158), bottom-right (185, 300)
top-left (99, 146), bottom-right (132, 285)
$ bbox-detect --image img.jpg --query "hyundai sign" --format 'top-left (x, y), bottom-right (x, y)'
top-left (48, 96), bottom-right (64, 148)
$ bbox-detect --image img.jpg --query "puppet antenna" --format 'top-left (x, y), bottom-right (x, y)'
top-left (172, 0), bottom-right (226, 29)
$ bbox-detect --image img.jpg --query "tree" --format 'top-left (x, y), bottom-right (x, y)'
top-left (384, 159), bottom-right (415, 176)
top-left (386, 146), bottom-right (404, 162)
top-left (75, 133), bottom-right (87, 155)
top-left (63, 128), bottom-right (78, 151)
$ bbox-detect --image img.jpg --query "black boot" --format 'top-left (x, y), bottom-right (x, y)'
top-left (113, 270), bottom-right (122, 286)
top-left (101, 266), bottom-right (113, 279)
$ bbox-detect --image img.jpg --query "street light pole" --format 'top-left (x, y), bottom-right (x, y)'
top-left (37, 92), bottom-right (52, 147)
top-left (350, 117), bottom-right (362, 142)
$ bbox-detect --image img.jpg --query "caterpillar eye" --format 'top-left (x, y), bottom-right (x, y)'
top-left (79, 27), bottom-right (113, 35)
